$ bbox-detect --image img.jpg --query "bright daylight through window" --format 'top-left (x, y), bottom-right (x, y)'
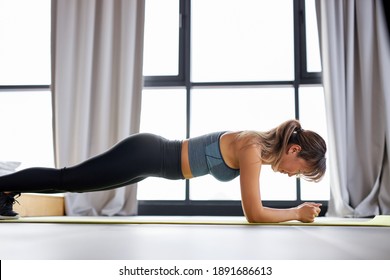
top-left (0, 0), bottom-right (53, 170)
top-left (139, 0), bottom-right (329, 210)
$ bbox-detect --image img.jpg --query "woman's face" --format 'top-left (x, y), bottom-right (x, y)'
top-left (276, 144), bottom-right (309, 177)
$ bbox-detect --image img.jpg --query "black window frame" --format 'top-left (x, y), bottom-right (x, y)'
top-left (139, 0), bottom-right (326, 216)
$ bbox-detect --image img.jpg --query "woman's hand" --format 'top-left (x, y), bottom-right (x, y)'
top-left (295, 202), bottom-right (322, 223)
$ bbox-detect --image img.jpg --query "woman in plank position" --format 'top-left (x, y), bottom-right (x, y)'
top-left (0, 119), bottom-right (326, 223)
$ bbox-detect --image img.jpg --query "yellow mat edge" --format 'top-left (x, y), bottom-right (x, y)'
top-left (1, 215), bottom-right (390, 227)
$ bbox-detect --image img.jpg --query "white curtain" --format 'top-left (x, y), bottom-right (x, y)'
top-left (316, 0), bottom-right (390, 217)
top-left (51, 0), bottom-right (145, 215)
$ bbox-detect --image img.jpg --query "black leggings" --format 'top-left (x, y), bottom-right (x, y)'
top-left (0, 133), bottom-right (184, 193)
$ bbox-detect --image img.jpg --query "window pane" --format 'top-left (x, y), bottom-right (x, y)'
top-left (190, 87), bottom-right (297, 200)
top-left (143, 0), bottom-right (180, 76)
top-left (191, 0), bottom-right (294, 82)
top-left (138, 89), bottom-right (186, 200)
top-left (305, 0), bottom-right (322, 72)
top-left (0, 0), bottom-right (51, 85)
top-left (0, 90), bottom-right (54, 168)
top-left (299, 86), bottom-right (329, 201)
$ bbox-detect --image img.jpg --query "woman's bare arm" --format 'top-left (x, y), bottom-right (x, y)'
top-left (238, 144), bottom-right (321, 223)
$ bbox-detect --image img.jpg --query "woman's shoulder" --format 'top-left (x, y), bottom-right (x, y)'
top-left (222, 130), bottom-right (261, 144)
top-left (221, 131), bottom-right (262, 157)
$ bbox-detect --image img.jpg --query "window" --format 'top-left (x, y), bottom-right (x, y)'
top-left (140, 0), bottom-right (328, 215)
top-left (191, 0), bottom-right (294, 82)
top-left (0, 0), bottom-right (51, 85)
top-left (299, 86), bottom-right (330, 201)
top-left (0, 0), bottom-right (53, 169)
top-left (138, 88), bottom-right (186, 200)
top-left (304, 0), bottom-right (322, 73)
top-left (143, 0), bottom-right (180, 76)
top-left (189, 88), bottom-right (296, 201)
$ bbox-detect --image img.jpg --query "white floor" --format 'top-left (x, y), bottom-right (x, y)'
top-left (1, 218), bottom-right (389, 259)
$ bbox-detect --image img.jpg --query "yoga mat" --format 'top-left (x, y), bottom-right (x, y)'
top-left (1, 215), bottom-right (389, 227)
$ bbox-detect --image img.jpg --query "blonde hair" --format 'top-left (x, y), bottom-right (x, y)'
top-left (238, 120), bottom-right (327, 182)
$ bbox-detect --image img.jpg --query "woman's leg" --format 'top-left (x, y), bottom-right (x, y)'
top-left (0, 133), bottom-right (165, 193)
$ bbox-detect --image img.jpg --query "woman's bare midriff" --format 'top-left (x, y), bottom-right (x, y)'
top-left (181, 139), bottom-right (193, 179)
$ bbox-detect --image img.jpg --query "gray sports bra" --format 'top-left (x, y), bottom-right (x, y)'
top-left (188, 131), bottom-right (240, 182)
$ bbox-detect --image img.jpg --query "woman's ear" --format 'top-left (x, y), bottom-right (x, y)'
top-left (288, 144), bottom-right (302, 154)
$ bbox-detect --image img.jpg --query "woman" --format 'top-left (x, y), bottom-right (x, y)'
top-left (0, 119), bottom-right (326, 223)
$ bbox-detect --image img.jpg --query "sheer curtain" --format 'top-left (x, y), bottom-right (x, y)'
top-left (51, 0), bottom-right (145, 215)
top-left (316, 0), bottom-right (390, 217)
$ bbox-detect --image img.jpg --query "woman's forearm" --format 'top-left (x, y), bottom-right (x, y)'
top-left (244, 206), bottom-right (299, 223)
top-left (244, 202), bottom-right (321, 223)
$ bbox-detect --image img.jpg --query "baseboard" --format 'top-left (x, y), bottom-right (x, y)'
top-left (13, 194), bottom-right (65, 217)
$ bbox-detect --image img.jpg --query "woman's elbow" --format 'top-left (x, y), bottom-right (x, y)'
top-left (245, 216), bottom-right (258, 223)
top-left (244, 211), bottom-right (264, 223)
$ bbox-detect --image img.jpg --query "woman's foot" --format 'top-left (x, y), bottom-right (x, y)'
top-left (0, 192), bottom-right (21, 219)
